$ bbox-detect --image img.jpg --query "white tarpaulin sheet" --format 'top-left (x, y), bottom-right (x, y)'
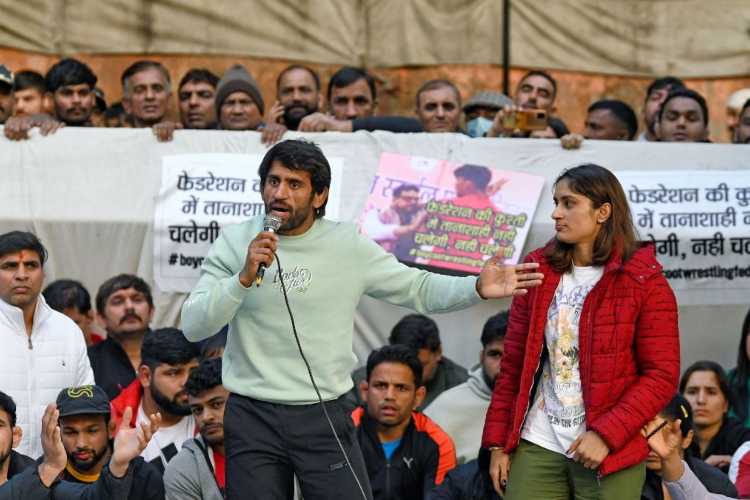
top-left (0, 127), bottom-right (747, 370)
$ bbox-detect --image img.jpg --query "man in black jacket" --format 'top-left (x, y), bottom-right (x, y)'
top-left (53, 385), bottom-right (164, 499)
top-left (353, 345), bottom-right (456, 500)
top-left (88, 274), bottom-right (155, 400)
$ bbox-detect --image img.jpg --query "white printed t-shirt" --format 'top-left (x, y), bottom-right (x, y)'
top-left (137, 403), bottom-right (196, 469)
top-left (521, 265), bottom-right (603, 456)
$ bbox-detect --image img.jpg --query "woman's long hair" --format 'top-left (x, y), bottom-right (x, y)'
top-left (544, 163), bottom-right (639, 273)
top-left (731, 308), bottom-right (750, 423)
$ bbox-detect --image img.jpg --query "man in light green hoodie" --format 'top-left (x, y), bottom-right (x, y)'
top-left (181, 139), bottom-right (543, 500)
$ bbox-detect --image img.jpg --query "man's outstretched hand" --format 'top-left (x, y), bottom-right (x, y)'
top-left (109, 406), bottom-right (161, 478)
top-left (476, 253), bottom-right (543, 299)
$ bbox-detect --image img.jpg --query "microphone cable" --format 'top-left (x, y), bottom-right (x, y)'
top-left (272, 251), bottom-right (369, 500)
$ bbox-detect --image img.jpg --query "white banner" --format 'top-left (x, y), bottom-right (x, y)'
top-left (618, 171), bottom-right (750, 291)
top-left (2, 128), bottom-right (749, 370)
top-left (154, 153), bottom-right (344, 292)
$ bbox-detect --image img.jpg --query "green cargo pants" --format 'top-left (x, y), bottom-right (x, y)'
top-left (505, 440), bottom-right (646, 500)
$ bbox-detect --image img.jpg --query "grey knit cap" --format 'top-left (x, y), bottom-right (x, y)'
top-left (463, 91), bottom-right (512, 112)
top-left (215, 64), bottom-right (265, 117)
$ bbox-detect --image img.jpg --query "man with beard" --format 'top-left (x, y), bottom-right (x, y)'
top-left (274, 65), bottom-right (323, 130)
top-left (111, 328), bottom-right (199, 474)
top-left (425, 312), bottom-right (507, 465)
top-left (181, 139), bottom-right (543, 499)
top-left (88, 274), bottom-right (155, 400)
top-left (361, 184), bottom-right (426, 261)
top-left (639, 76), bottom-right (685, 141)
top-left (55, 385), bottom-right (164, 499)
top-left (164, 357), bottom-right (228, 500)
top-left (353, 345), bottom-right (456, 500)
top-left (733, 98), bottom-right (750, 144)
top-left (0, 390), bottom-right (33, 487)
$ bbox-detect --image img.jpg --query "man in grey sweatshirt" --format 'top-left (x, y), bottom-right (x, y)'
top-left (164, 357), bottom-right (226, 500)
top-left (180, 139), bottom-right (543, 500)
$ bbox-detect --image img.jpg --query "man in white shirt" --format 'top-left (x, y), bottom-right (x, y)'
top-left (0, 231), bottom-right (94, 458)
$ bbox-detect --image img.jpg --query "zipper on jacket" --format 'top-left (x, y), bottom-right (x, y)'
top-left (518, 341), bottom-right (545, 435)
top-left (27, 334), bottom-right (32, 350)
top-left (385, 461), bottom-right (391, 499)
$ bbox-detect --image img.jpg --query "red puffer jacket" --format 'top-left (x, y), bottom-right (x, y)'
top-left (482, 243), bottom-right (680, 476)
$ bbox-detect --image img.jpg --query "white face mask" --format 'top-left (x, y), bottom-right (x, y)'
top-left (466, 116), bottom-right (494, 138)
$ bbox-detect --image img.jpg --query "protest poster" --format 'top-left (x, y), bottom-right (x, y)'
top-left (618, 170), bottom-right (750, 291)
top-left (154, 153), bottom-right (343, 292)
top-left (359, 152), bottom-right (545, 274)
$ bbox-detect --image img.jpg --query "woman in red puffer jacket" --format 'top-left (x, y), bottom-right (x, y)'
top-left (482, 164), bottom-right (680, 500)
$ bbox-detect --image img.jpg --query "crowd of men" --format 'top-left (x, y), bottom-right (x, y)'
top-left (1, 59), bottom-right (749, 145)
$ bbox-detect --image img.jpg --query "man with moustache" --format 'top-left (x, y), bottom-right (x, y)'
top-left (164, 357), bottom-right (228, 500)
top-left (46, 58), bottom-right (98, 126)
top-left (274, 65), bottom-right (323, 131)
top-left (353, 345), bottom-right (457, 499)
top-left (88, 274), bottom-right (155, 400)
top-left (179, 69), bottom-right (219, 130)
top-left (111, 328), bottom-right (199, 474)
top-left (3, 59), bottom-right (96, 140)
top-left (181, 139), bottom-right (542, 499)
top-left (215, 64), bottom-right (265, 131)
top-left (55, 384), bottom-right (164, 499)
top-left (152, 68), bottom-right (220, 141)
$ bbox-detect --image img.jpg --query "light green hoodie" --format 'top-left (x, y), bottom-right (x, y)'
top-left (181, 216), bottom-right (482, 404)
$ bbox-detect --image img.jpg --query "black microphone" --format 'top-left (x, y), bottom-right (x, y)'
top-left (255, 213), bottom-right (283, 286)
